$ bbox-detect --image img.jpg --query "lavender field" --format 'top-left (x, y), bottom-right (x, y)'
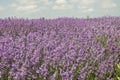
top-left (0, 17), bottom-right (120, 80)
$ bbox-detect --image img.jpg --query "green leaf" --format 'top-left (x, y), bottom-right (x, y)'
top-left (117, 77), bottom-right (120, 80)
top-left (73, 66), bottom-right (80, 80)
top-left (85, 73), bottom-right (96, 80)
top-left (55, 69), bottom-right (62, 80)
top-left (105, 72), bottom-right (110, 78)
top-left (117, 63), bottom-right (120, 69)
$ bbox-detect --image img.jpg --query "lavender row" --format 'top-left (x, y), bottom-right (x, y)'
top-left (0, 17), bottom-right (120, 80)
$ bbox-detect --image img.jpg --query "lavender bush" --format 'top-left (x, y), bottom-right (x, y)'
top-left (0, 17), bottom-right (120, 80)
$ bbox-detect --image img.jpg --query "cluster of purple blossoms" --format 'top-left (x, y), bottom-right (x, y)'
top-left (0, 17), bottom-right (120, 80)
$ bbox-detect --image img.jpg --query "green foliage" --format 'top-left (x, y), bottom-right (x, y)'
top-left (1, 67), bottom-right (10, 80)
top-left (116, 63), bottom-right (120, 80)
top-left (46, 65), bottom-right (56, 80)
top-left (55, 67), bottom-right (62, 80)
top-left (106, 72), bottom-right (110, 77)
top-left (38, 59), bottom-right (44, 67)
top-left (115, 37), bottom-right (120, 46)
top-left (85, 73), bottom-right (96, 80)
top-left (73, 66), bottom-right (80, 80)
top-left (97, 34), bottom-right (109, 47)
top-left (74, 72), bottom-right (79, 80)
top-left (35, 73), bottom-right (44, 80)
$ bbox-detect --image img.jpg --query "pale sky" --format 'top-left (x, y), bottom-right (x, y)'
top-left (0, 0), bottom-right (119, 18)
